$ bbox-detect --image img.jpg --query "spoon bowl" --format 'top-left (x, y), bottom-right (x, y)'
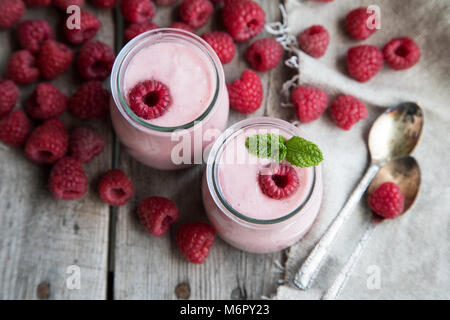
top-left (368, 102), bottom-right (424, 165)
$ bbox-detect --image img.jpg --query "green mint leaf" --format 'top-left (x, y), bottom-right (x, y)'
top-left (285, 136), bottom-right (323, 168)
top-left (245, 134), bottom-right (287, 162)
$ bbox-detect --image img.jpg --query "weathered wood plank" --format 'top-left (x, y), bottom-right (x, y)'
top-left (0, 5), bottom-right (114, 299)
top-left (113, 0), bottom-right (287, 300)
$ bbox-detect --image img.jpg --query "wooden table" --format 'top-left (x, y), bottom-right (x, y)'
top-left (0, 0), bottom-right (295, 299)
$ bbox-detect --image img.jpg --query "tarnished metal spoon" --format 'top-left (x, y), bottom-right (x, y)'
top-left (322, 156), bottom-right (421, 300)
top-left (294, 102), bottom-right (424, 290)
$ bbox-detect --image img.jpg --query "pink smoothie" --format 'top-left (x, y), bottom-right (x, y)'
top-left (202, 118), bottom-right (322, 253)
top-left (110, 29), bottom-right (229, 170)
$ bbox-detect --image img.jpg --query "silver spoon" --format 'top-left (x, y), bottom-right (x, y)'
top-left (322, 156), bottom-right (421, 299)
top-left (294, 102), bottom-right (424, 290)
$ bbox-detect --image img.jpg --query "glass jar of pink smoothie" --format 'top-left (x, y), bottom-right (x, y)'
top-left (110, 29), bottom-right (229, 170)
top-left (202, 117), bottom-right (323, 253)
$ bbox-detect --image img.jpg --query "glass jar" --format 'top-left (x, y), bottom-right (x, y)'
top-left (110, 29), bottom-right (229, 170)
top-left (202, 117), bottom-right (323, 253)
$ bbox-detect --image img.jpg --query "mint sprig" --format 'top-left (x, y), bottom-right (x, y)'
top-left (245, 134), bottom-right (323, 168)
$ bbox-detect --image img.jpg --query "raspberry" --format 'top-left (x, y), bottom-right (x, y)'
top-left (49, 157), bottom-right (88, 200)
top-left (0, 0), bottom-right (25, 29)
top-left (25, 118), bottom-right (68, 164)
top-left (222, 0), bottom-right (265, 42)
top-left (23, 0), bottom-right (51, 5)
top-left (53, 0), bottom-right (85, 10)
top-left (179, 0), bottom-right (213, 29)
top-left (138, 196), bottom-right (179, 237)
top-left (176, 222), bottom-right (215, 264)
top-left (368, 182), bottom-right (405, 219)
top-left (383, 37), bottom-right (420, 71)
top-left (154, 0), bottom-right (175, 4)
top-left (169, 22), bottom-right (194, 33)
top-left (347, 45), bottom-right (383, 82)
top-left (330, 95), bottom-right (368, 130)
top-left (64, 10), bottom-right (101, 45)
top-left (227, 69), bottom-right (262, 114)
top-left (0, 110), bottom-right (31, 146)
top-left (98, 169), bottom-right (134, 206)
top-left (298, 25), bottom-right (329, 58)
top-left (259, 164), bottom-right (299, 200)
top-left (77, 40), bottom-right (115, 81)
top-left (69, 127), bottom-right (105, 163)
top-left (17, 20), bottom-right (53, 54)
top-left (26, 83), bottom-right (67, 120)
top-left (0, 79), bottom-right (19, 117)
top-left (345, 7), bottom-right (376, 40)
top-left (127, 80), bottom-right (172, 120)
top-left (120, 0), bottom-right (155, 23)
top-left (5, 50), bottom-right (40, 85)
top-left (201, 32), bottom-right (235, 64)
top-left (91, 0), bottom-right (116, 8)
top-left (124, 21), bottom-right (159, 42)
top-left (37, 40), bottom-right (74, 80)
top-left (290, 85), bottom-right (328, 123)
top-left (245, 38), bottom-right (283, 72)
top-left (69, 81), bottom-right (110, 119)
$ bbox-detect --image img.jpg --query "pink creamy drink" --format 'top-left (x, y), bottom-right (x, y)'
top-left (110, 29), bottom-right (229, 170)
top-left (202, 117), bottom-right (323, 253)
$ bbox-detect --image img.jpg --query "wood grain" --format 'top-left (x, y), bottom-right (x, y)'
top-left (113, 0), bottom-right (288, 300)
top-left (0, 5), bottom-right (114, 299)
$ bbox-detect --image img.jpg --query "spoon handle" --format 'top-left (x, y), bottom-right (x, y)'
top-left (322, 221), bottom-right (377, 300)
top-left (293, 162), bottom-right (380, 290)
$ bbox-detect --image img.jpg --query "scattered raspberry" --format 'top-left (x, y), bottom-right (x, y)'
top-left (169, 22), bottom-right (194, 33)
top-left (368, 182), bottom-right (405, 219)
top-left (345, 7), bottom-right (377, 40)
top-left (0, 110), bottom-right (31, 146)
top-left (5, 50), bottom-right (40, 85)
top-left (69, 127), bottom-right (105, 163)
top-left (179, 0), bottom-right (213, 29)
top-left (64, 10), bottom-right (101, 45)
top-left (347, 45), bottom-right (383, 82)
top-left (23, 0), bottom-right (51, 5)
top-left (138, 196), bottom-right (179, 236)
top-left (98, 169), bottom-right (134, 206)
top-left (176, 222), bottom-right (215, 264)
top-left (77, 40), bottom-right (115, 81)
top-left (69, 81), bottom-right (110, 119)
top-left (201, 32), bottom-right (235, 64)
top-left (120, 0), bottom-right (155, 23)
top-left (17, 20), bottom-right (53, 54)
top-left (227, 69), bottom-right (263, 114)
top-left (0, 0), bottom-right (25, 29)
top-left (90, 0), bottom-right (116, 8)
top-left (37, 40), bottom-right (74, 80)
top-left (124, 21), bottom-right (159, 42)
top-left (49, 157), bottom-right (88, 200)
top-left (25, 119), bottom-right (68, 164)
top-left (383, 37), bottom-right (420, 71)
top-left (259, 164), bottom-right (299, 200)
top-left (298, 25), bottom-right (329, 58)
top-left (222, 0), bottom-right (265, 42)
top-left (127, 80), bottom-right (172, 120)
top-left (245, 38), bottom-right (283, 72)
top-left (26, 83), bottom-right (67, 120)
top-left (154, 0), bottom-right (175, 5)
top-left (0, 79), bottom-right (19, 117)
top-left (53, 0), bottom-right (85, 10)
top-left (330, 95), bottom-right (368, 130)
top-left (290, 85), bottom-right (328, 123)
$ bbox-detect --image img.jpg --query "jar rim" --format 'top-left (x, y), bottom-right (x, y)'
top-left (206, 117), bottom-right (319, 225)
top-left (110, 28), bottom-right (223, 133)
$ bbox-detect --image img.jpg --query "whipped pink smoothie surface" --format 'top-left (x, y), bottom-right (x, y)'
top-left (216, 127), bottom-right (314, 221)
top-left (123, 41), bottom-right (215, 127)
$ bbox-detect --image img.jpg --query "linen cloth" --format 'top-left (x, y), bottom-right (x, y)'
top-left (272, 0), bottom-right (450, 299)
